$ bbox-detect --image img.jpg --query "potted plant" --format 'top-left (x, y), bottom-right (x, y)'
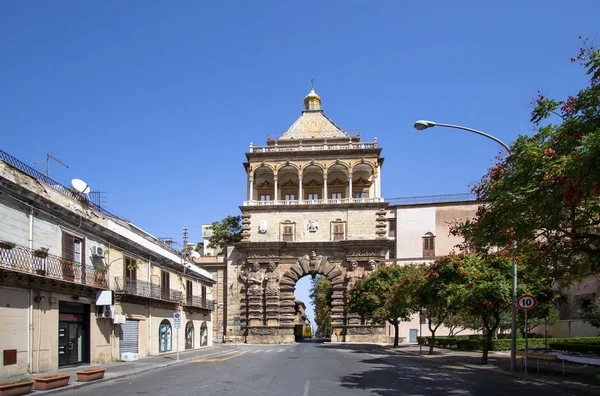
top-left (35, 269), bottom-right (46, 276)
top-left (0, 241), bottom-right (16, 250)
top-left (93, 266), bottom-right (106, 285)
top-left (32, 374), bottom-right (71, 391)
top-left (0, 378), bottom-right (34, 396)
top-left (60, 258), bottom-right (75, 281)
top-left (76, 368), bottom-right (106, 382)
top-left (32, 248), bottom-right (48, 259)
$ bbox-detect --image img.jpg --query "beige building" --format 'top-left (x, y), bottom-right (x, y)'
top-left (0, 150), bottom-right (214, 377)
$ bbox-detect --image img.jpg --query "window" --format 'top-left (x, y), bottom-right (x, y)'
top-left (260, 194), bottom-right (271, 201)
top-left (185, 321), bottom-right (194, 349)
top-left (423, 233), bottom-right (435, 257)
top-left (159, 320), bottom-right (172, 352)
top-left (124, 256), bottom-right (137, 281)
top-left (307, 193), bottom-right (319, 200)
top-left (284, 194), bottom-right (296, 201)
top-left (62, 232), bottom-right (84, 264)
top-left (201, 285), bottom-right (207, 305)
top-left (161, 270), bottom-right (171, 299)
top-left (388, 220), bottom-right (396, 238)
top-left (331, 192), bottom-right (342, 199)
top-left (333, 223), bottom-right (345, 240)
top-left (282, 225), bottom-right (294, 241)
top-left (389, 242), bottom-right (396, 259)
top-left (186, 280), bottom-right (193, 305)
top-left (354, 192), bottom-right (368, 198)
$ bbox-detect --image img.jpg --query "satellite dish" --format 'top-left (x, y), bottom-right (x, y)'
top-left (71, 179), bottom-right (91, 194)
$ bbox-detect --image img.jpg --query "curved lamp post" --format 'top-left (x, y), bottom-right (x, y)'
top-left (413, 119), bottom-right (518, 371)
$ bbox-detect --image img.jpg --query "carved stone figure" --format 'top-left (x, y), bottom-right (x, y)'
top-left (364, 259), bottom-right (378, 277)
top-left (265, 262), bottom-right (280, 296)
top-left (247, 262), bottom-right (265, 295)
top-left (345, 260), bottom-right (363, 290)
top-left (307, 220), bottom-right (319, 232)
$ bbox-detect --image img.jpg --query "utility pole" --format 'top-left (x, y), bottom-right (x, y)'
top-left (35, 153), bottom-right (68, 182)
top-left (183, 227), bottom-right (189, 257)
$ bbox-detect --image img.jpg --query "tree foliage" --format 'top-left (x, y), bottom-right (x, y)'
top-left (309, 275), bottom-right (332, 337)
top-left (581, 298), bottom-right (600, 327)
top-left (347, 265), bottom-right (413, 347)
top-left (206, 215), bottom-right (242, 253)
top-left (452, 42), bottom-right (600, 280)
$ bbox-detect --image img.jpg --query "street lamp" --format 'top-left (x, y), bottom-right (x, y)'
top-left (413, 119), bottom-right (518, 371)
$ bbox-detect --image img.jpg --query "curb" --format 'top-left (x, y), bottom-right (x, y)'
top-left (33, 347), bottom-right (237, 395)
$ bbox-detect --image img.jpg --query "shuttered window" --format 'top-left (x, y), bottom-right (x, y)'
top-left (423, 234), bottom-right (435, 257)
top-left (333, 223), bottom-right (345, 240)
top-left (124, 256), bottom-right (137, 281)
top-left (62, 232), bottom-right (84, 264)
top-left (119, 320), bottom-right (139, 354)
top-left (282, 225), bottom-right (294, 241)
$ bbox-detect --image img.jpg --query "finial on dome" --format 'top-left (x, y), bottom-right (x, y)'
top-left (304, 80), bottom-right (321, 111)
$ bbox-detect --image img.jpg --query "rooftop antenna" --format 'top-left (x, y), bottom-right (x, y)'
top-left (35, 154), bottom-right (68, 182)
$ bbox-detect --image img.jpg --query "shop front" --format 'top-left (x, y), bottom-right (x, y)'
top-left (58, 301), bottom-right (90, 367)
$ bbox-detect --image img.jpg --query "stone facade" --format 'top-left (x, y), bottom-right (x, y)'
top-left (224, 86), bottom-right (391, 344)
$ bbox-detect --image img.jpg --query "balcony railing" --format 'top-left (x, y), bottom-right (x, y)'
top-left (249, 141), bottom-right (378, 153)
top-left (114, 276), bottom-right (183, 303)
top-left (0, 242), bottom-right (107, 288)
top-left (243, 197), bottom-right (384, 206)
top-left (183, 295), bottom-right (213, 310)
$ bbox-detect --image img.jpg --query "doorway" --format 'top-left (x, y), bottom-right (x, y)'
top-left (58, 301), bottom-right (90, 367)
top-left (409, 329), bottom-right (418, 343)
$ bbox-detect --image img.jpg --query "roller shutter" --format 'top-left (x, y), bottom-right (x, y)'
top-left (119, 320), bottom-right (139, 354)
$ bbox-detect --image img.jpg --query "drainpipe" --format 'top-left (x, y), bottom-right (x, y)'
top-left (28, 208), bottom-right (34, 249)
top-left (27, 290), bottom-right (32, 373)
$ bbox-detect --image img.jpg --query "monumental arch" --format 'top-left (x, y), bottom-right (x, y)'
top-left (226, 85), bottom-right (393, 343)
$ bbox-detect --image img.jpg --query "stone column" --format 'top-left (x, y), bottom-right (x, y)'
top-left (274, 176), bottom-right (278, 203)
top-left (323, 176), bottom-right (328, 201)
top-left (298, 177), bottom-right (303, 202)
top-left (249, 177), bottom-right (254, 201)
top-left (348, 176), bottom-right (353, 200)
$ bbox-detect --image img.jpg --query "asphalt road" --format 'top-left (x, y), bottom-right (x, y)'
top-left (59, 340), bottom-right (588, 396)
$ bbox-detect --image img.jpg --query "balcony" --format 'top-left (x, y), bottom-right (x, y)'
top-left (243, 197), bottom-right (384, 207)
top-left (0, 242), bottom-right (107, 289)
top-left (183, 295), bottom-right (213, 311)
top-left (114, 276), bottom-right (182, 304)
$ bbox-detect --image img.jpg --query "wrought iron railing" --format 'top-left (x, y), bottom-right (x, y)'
top-left (114, 276), bottom-right (183, 303)
top-left (243, 197), bottom-right (384, 206)
top-left (0, 149), bottom-right (119, 219)
top-left (0, 242), bottom-right (107, 288)
top-left (183, 295), bottom-right (213, 310)
top-left (387, 193), bottom-right (478, 205)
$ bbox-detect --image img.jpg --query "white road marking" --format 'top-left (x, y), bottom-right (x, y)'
top-left (302, 380), bottom-right (310, 396)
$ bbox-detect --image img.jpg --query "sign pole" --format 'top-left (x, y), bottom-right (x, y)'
top-left (177, 324), bottom-right (180, 361)
top-left (174, 312), bottom-right (181, 361)
top-left (524, 309), bottom-right (528, 374)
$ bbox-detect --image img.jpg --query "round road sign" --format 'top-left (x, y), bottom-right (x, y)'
top-left (173, 312), bottom-right (181, 319)
top-left (517, 294), bottom-right (537, 310)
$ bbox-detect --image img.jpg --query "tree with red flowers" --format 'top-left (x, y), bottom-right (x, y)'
top-left (453, 41), bottom-right (600, 280)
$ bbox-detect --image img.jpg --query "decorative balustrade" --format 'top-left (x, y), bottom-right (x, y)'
top-left (249, 141), bottom-right (378, 153)
top-left (183, 295), bottom-right (214, 310)
top-left (0, 242), bottom-right (107, 288)
top-left (243, 197), bottom-right (384, 206)
top-left (114, 276), bottom-right (182, 303)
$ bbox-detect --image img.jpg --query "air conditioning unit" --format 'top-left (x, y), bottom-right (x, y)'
top-left (96, 305), bottom-right (115, 319)
top-left (91, 246), bottom-right (104, 257)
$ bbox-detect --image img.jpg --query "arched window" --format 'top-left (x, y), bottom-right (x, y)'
top-left (159, 320), bottom-right (172, 352)
top-left (185, 321), bottom-right (194, 349)
top-left (422, 232), bottom-right (435, 258)
top-left (200, 322), bottom-right (208, 346)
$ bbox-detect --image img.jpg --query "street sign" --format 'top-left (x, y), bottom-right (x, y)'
top-left (173, 312), bottom-right (181, 329)
top-left (517, 294), bottom-right (537, 311)
top-left (173, 312), bottom-right (181, 319)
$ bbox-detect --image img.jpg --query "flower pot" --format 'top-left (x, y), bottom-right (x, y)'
top-left (0, 242), bottom-right (16, 250)
top-left (0, 380), bottom-right (34, 396)
top-left (35, 269), bottom-right (46, 276)
top-left (76, 368), bottom-right (106, 382)
top-left (32, 374), bottom-right (70, 391)
top-left (33, 248), bottom-right (48, 259)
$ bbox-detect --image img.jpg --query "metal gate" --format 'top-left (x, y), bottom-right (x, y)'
top-left (119, 320), bottom-right (139, 354)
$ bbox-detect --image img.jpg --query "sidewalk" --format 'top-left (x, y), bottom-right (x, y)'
top-left (389, 344), bottom-right (600, 395)
top-left (0, 344), bottom-right (234, 394)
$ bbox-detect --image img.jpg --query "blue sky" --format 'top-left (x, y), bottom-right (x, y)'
top-left (1, 1), bottom-right (598, 328)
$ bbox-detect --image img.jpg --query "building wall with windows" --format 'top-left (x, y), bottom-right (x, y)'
top-left (0, 151), bottom-right (215, 377)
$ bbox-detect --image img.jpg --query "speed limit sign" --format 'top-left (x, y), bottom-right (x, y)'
top-left (517, 294), bottom-right (537, 310)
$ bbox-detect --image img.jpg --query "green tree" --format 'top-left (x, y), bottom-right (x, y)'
top-left (347, 265), bottom-right (414, 347)
top-left (452, 42), bottom-right (600, 280)
top-left (206, 216), bottom-right (242, 254)
top-left (309, 275), bottom-right (332, 337)
top-left (194, 242), bottom-right (204, 254)
top-left (581, 298), bottom-right (600, 327)
top-left (417, 260), bottom-right (465, 354)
